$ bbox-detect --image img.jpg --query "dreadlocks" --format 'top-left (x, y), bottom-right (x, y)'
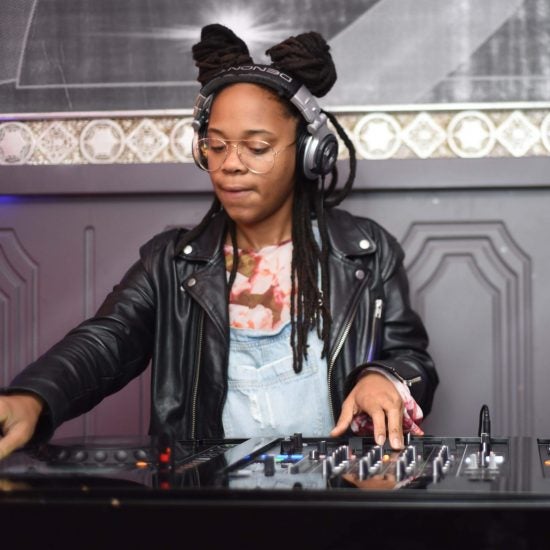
top-left (190, 24), bottom-right (357, 373)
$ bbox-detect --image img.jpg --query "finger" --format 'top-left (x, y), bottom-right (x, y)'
top-left (386, 406), bottom-right (404, 449)
top-left (0, 436), bottom-right (16, 461)
top-left (0, 400), bottom-right (8, 424)
top-left (330, 399), bottom-right (355, 437)
top-left (407, 422), bottom-right (424, 436)
top-left (370, 408), bottom-right (387, 446)
top-left (0, 423), bottom-right (30, 461)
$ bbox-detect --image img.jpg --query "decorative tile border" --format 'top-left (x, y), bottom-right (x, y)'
top-left (344, 109), bottom-right (550, 160)
top-left (1, 109), bottom-right (550, 166)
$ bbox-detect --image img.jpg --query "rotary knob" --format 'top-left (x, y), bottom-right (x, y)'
top-left (94, 450), bottom-right (108, 463)
top-left (73, 450), bottom-right (88, 462)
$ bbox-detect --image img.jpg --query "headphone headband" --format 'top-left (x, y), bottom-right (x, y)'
top-left (199, 65), bottom-right (301, 97)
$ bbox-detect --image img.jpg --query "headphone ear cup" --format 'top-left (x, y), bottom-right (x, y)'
top-left (192, 131), bottom-right (201, 169)
top-left (192, 98), bottom-right (211, 170)
top-left (313, 133), bottom-right (338, 177)
top-left (295, 126), bottom-right (311, 180)
top-left (297, 126), bottom-right (339, 180)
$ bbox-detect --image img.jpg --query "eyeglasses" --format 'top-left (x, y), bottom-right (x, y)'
top-left (194, 137), bottom-right (295, 174)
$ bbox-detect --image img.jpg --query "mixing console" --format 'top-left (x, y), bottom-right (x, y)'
top-left (2, 406), bottom-right (550, 549)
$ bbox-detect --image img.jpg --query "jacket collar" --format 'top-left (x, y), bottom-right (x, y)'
top-left (175, 207), bottom-right (376, 261)
top-left (324, 208), bottom-right (377, 257)
top-left (174, 210), bottom-right (228, 261)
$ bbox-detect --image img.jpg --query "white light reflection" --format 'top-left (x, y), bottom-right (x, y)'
top-left (88, 2), bottom-right (294, 63)
top-left (204, 4), bottom-right (294, 62)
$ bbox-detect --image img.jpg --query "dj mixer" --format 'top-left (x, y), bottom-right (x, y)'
top-left (1, 406), bottom-right (550, 549)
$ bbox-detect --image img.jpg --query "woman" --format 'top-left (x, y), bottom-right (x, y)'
top-left (0, 24), bottom-right (438, 459)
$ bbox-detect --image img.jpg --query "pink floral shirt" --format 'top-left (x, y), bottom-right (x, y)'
top-left (224, 240), bottom-right (424, 435)
top-left (224, 240), bottom-right (292, 332)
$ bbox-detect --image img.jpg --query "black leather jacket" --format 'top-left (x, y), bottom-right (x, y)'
top-left (8, 208), bottom-right (438, 442)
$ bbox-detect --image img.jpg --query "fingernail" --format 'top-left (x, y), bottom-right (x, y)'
top-left (376, 435), bottom-right (385, 446)
top-left (392, 437), bottom-right (402, 448)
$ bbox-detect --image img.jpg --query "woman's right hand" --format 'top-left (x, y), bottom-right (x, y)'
top-left (0, 393), bottom-right (44, 460)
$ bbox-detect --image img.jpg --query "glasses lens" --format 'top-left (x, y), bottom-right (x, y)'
top-left (237, 140), bottom-right (275, 174)
top-left (195, 138), bottom-right (277, 173)
top-left (196, 138), bottom-right (226, 172)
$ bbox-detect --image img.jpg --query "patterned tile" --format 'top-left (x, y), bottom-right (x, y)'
top-left (0, 122), bottom-right (35, 165)
top-left (354, 113), bottom-right (402, 160)
top-left (402, 113), bottom-right (447, 159)
top-left (495, 111), bottom-right (540, 158)
top-left (36, 121), bottom-right (78, 164)
top-left (538, 113), bottom-right (550, 155)
top-left (169, 117), bottom-right (195, 163)
top-left (80, 119), bottom-right (125, 164)
top-left (447, 111), bottom-right (496, 158)
top-left (126, 119), bottom-right (169, 162)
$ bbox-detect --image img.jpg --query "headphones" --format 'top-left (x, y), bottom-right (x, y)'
top-left (191, 65), bottom-right (338, 180)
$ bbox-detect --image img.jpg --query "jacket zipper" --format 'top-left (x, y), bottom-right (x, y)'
top-left (364, 294), bottom-right (422, 387)
top-left (190, 309), bottom-right (205, 440)
top-left (366, 298), bottom-right (383, 362)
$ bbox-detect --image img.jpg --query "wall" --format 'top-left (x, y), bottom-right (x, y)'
top-left (2, 147), bottom-right (550, 439)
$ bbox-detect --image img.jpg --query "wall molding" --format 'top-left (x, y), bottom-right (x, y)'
top-left (0, 229), bottom-right (39, 379)
top-left (402, 221), bottom-right (533, 436)
top-left (2, 109), bottom-right (550, 166)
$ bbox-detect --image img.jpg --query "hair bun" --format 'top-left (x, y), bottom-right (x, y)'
top-left (192, 24), bottom-right (254, 86)
top-left (265, 32), bottom-right (337, 97)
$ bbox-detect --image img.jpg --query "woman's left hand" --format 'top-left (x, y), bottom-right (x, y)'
top-left (330, 371), bottom-right (409, 449)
